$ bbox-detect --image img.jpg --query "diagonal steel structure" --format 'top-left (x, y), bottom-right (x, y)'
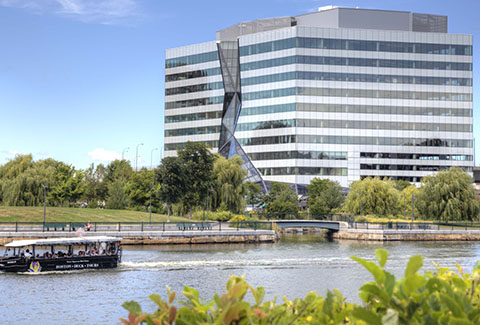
top-left (216, 41), bottom-right (267, 192)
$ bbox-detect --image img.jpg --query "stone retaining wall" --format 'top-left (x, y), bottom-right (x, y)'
top-left (0, 230), bottom-right (277, 246)
top-left (334, 228), bottom-right (480, 241)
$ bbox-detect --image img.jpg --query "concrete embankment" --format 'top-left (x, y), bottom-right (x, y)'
top-left (0, 230), bottom-right (277, 246)
top-left (334, 224), bottom-right (480, 241)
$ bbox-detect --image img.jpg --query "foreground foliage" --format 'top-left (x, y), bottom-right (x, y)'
top-left (121, 249), bottom-right (480, 324)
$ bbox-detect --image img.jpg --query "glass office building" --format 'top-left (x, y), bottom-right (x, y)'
top-left (164, 7), bottom-right (473, 190)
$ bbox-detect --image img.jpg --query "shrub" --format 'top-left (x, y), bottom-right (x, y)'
top-left (355, 216), bottom-right (367, 222)
top-left (192, 210), bottom-right (231, 222)
top-left (121, 250), bottom-right (480, 324)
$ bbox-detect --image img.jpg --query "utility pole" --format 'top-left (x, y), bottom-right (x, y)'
top-left (149, 186), bottom-right (154, 224)
top-left (135, 143), bottom-right (144, 172)
top-left (122, 147), bottom-right (129, 160)
top-left (43, 182), bottom-right (48, 224)
top-left (411, 195), bottom-right (416, 224)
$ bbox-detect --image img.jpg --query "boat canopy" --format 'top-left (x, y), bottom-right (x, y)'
top-left (5, 236), bottom-right (122, 248)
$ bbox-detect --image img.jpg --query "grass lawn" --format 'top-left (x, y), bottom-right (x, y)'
top-left (0, 206), bottom-right (191, 223)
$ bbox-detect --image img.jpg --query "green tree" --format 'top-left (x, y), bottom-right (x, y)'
top-left (49, 162), bottom-right (85, 206)
top-left (105, 159), bottom-right (133, 184)
top-left (398, 185), bottom-right (420, 219)
top-left (264, 182), bottom-right (298, 217)
top-left (245, 181), bottom-right (263, 210)
top-left (213, 155), bottom-right (246, 213)
top-left (178, 142), bottom-right (215, 218)
top-left (94, 164), bottom-right (108, 201)
top-left (0, 155), bottom-right (56, 206)
top-left (106, 179), bottom-right (129, 209)
top-left (307, 178), bottom-right (344, 217)
top-left (392, 179), bottom-right (411, 192)
top-left (344, 177), bottom-right (400, 216)
top-left (156, 156), bottom-right (187, 222)
top-left (416, 167), bottom-right (479, 221)
top-left (126, 168), bottom-right (157, 210)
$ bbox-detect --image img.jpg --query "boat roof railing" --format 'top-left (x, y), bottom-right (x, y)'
top-left (5, 236), bottom-right (122, 248)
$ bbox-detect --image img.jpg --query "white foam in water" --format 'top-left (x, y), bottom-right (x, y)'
top-left (119, 256), bottom-right (348, 269)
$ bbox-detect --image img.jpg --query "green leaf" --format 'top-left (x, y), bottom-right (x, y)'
top-left (352, 306), bottom-right (382, 325)
top-left (149, 294), bottom-right (166, 309)
top-left (382, 309), bottom-right (399, 325)
top-left (384, 271), bottom-right (396, 297)
top-left (122, 301), bottom-right (142, 316)
top-left (439, 293), bottom-right (464, 318)
top-left (375, 249), bottom-right (389, 268)
top-left (359, 283), bottom-right (390, 305)
top-left (405, 255), bottom-right (423, 278)
top-left (351, 255), bottom-right (385, 284)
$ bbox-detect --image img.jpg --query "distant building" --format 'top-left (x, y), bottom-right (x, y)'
top-left (164, 7), bottom-right (473, 192)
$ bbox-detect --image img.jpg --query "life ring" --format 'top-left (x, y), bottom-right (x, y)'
top-left (28, 261), bottom-right (41, 273)
top-left (76, 227), bottom-right (86, 237)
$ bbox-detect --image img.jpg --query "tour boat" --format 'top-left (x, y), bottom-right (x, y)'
top-left (0, 236), bottom-right (122, 273)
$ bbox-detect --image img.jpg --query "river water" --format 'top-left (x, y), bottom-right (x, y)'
top-left (2, 235), bottom-right (480, 324)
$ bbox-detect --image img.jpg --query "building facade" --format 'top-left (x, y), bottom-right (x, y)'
top-left (164, 7), bottom-right (473, 190)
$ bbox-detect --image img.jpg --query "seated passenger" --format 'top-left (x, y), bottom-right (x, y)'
top-left (24, 249), bottom-right (32, 258)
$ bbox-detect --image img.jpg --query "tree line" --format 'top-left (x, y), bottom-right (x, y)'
top-left (0, 143), bottom-right (478, 222)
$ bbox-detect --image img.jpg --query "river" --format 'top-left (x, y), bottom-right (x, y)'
top-left (1, 235), bottom-right (480, 324)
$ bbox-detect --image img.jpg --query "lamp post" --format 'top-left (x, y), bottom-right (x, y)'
top-left (135, 143), bottom-right (144, 172)
top-left (121, 147), bottom-right (130, 160)
top-left (149, 186), bottom-right (155, 224)
top-left (150, 148), bottom-right (158, 169)
top-left (43, 182), bottom-right (48, 224)
top-left (411, 195), bottom-right (416, 224)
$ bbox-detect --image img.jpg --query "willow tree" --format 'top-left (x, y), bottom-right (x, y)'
top-left (213, 155), bottom-right (246, 213)
top-left (398, 185), bottom-right (420, 219)
top-left (344, 177), bottom-right (400, 216)
top-left (0, 155), bottom-right (56, 206)
top-left (416, 167), bottom-right (479, 221)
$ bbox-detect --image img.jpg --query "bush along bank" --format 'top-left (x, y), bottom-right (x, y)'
top-left (121, 249), bottom-right (480, 324)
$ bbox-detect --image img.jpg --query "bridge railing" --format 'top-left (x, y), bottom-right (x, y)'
top-left (241, 212), bottom-right (353, 222)
top-left (348, 221), bottom-right (441, 230)
top-left (0, 221), bottom-right (275, 233)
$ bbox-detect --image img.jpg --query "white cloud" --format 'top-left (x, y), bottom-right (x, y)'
top-left (88, 148), bottom-right (121, 162)
top-left (0, 0), bottom-right (142, 25)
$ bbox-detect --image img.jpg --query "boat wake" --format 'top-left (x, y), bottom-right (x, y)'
top-left (120, 257), bottom-right (348, 270)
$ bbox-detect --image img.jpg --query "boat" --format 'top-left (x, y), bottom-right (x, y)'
top-left (0, 236), bottom-right (122, 273)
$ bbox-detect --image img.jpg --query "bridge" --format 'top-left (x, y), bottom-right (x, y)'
top-left (273, 220), bottom-right (341, 232)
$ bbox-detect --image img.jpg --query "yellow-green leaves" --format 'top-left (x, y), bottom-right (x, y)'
top-left (122, 251), bottom-right (480, 324)
top-left (376, 248), bottom-right (389, 268)
top-left (405, 255), bottom-right (423, 278)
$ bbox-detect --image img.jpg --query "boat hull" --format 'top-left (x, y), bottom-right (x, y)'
top-left (0, 255), bottom-right (118, 273)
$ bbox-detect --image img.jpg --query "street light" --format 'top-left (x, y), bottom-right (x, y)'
top-left (150, 148), bottom-right (158, 169)
top-left (135, 143), bottom-right (144, 172)
top-left (43, 182), bottom-right (48, 224)
top-left (149, 186), bottom-right (155, 224)
top-left (121, 147), bottom-right (130, 160)
top-left (411, 195), bottom-right (416, 224)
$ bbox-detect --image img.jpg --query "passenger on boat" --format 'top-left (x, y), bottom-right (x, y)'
top-left (3, 248), bottom-right (11, 257)
top-left (24, 249), bottom-right (32, 258)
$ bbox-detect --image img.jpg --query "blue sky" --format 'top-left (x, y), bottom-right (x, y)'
top-left (0, 0), bottom-right (479, 169)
